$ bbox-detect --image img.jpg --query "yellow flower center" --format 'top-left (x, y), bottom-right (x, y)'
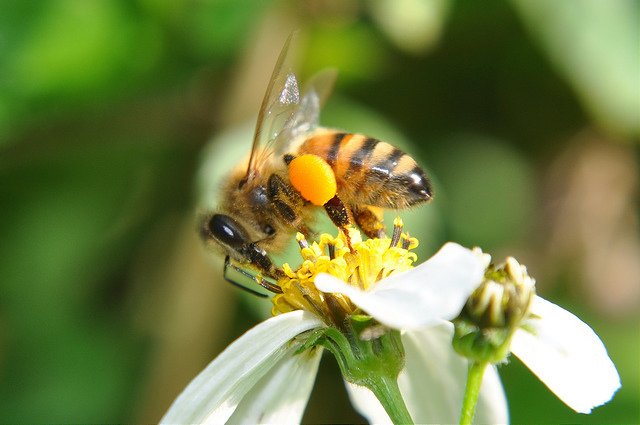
top-left (271, 218), bottom-right (419, 325)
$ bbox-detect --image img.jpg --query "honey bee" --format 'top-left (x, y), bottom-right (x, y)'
top-left (200, 34), bottom-right (432, 296)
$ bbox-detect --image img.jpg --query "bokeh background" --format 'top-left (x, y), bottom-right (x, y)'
top-left (1, 0), bottom-right (638, 423)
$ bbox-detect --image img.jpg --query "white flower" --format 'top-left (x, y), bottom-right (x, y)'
top-left (160, 310), bottom-right (323, 424)
top-left (161, 238), bottom-right (508, 424)
top-left (510, 295), bottom-right (621, 413)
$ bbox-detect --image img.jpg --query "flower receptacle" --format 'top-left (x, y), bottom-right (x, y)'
top-left (299, 314), bottom-right (413, 424)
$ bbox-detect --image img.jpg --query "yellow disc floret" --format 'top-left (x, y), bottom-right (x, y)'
top-left (272, 221), bottom-right (419, 327)
top-left (288, 154), bottom-right (337, 206)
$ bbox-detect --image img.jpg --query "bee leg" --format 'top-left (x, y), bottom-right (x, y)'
top-left (297, 223), bottom-right (316, 239)
top-left (324, 195), bottom-right (354, 250)
top-left (223, 256), bottom-right (282, 297)
top-left (257, 278), bottom-right (284, 294)
top-left (267, 174), bottom-right (308, 234)
top-left (352, 205), bottom-right (387, 239)
top-left (223, 256), bottom-right (269, 297)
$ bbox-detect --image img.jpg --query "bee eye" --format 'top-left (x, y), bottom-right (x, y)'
top-left (205, 214), bottom-right (250, 249)
top-left (263, 224), bottom-right (275, 236)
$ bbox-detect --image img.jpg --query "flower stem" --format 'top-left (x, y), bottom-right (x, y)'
top-left (305, 320), bottom-right (414, 424)
top-left (459, 361), bottom-right (487, 425)
top-left (366, 373), bottom-right (414, 425)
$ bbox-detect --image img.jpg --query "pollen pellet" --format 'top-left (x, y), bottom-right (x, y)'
top-left (288, 154), bottom-right (337, 206)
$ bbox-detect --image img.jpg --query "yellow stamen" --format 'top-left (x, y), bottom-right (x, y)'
top-left (272, 223), bottom-right (419, 326)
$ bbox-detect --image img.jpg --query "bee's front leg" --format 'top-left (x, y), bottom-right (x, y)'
top-left (266, 174), bottom-right (309, 235)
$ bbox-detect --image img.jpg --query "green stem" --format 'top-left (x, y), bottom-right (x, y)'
top-left (459, 361), bottom-right (487, 425)
top-left (307, 322), bottom-right (413, 424)
top-left (366, 373), bottom-right (414, 425)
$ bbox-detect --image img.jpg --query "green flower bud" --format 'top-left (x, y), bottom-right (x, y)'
top-left (453, 256), bottom-right (536, 364)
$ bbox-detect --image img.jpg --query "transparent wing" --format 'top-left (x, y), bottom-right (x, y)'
top-left (273, 67), bottom-right (338, 157)
top-left (246, 33), bottom-right (300, 180)
top-left (246, 33), bottom-right (338, 178)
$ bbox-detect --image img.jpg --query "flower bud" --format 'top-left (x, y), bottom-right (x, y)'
top-left (453, 255), bottom-right (536, 364)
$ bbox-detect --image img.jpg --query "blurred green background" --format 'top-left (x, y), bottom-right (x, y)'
top-left (0, 0), bottom-right (638, 423)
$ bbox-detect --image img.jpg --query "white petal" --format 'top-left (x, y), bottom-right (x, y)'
top-left (160, 311), bottom-right (323, 424)
top-left (344, 383), bottom-right (390, 424)
top-left (345, 323), bottom-right (509, 424)
top-left (401, 323), bottom-right (509, 424)
top-left (315, 242), bottom-right (485, 329)
top-left (511, 296), bottom-right (621, 413)
top-left (227, 346), bottom-right (323, 425)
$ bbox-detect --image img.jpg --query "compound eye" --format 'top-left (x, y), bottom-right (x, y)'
top-left (206, 214), bottom-right (250, 249)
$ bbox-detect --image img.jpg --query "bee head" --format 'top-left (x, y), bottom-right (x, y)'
top-left (200, 213), bottom-right (279, 276)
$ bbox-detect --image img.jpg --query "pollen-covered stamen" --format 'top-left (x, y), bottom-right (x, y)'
top-left (401, 235), bottom-right (411, 250)
top-left (390, 217), bottom-right (404, 247)
top-left (271, 223), bottom-right (419, 327)
top-left (327, 240), bottom-right (336, 260)
top-left (296, 233), bottom-right (309, 249)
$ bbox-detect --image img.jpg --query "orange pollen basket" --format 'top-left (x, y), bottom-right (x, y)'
top-left (288, 154), bottom-right (337, 205)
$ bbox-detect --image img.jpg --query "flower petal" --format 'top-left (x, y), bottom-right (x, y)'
top-left (160, 310), bottom-right (323, 424)
top-left (315, 242), bottom-right (485, 329)
top-left (226, 346), bottom-right (323, 425)
top-left (345, 323), bottom-right (509, 424)
top-left (344, 382), bottom-right (389, 423)
top-left (511, 296), bottom-right (621, 413)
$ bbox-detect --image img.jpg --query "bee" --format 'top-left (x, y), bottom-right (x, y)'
top-left (200, 34), bottom-right (432, 296)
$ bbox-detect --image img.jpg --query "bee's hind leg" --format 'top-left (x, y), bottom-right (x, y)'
top-left (352, 205), bottom-right (386, 239)
top-left (324, 195), bottom-right (354, 250)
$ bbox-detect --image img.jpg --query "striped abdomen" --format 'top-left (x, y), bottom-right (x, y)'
top-left (298, 130), bottom-right (433, 209)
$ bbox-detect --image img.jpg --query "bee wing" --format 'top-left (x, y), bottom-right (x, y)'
top-left (273, 67), bottom-right (338, 157)
top-left (246, 33), bottom-right (301, 180)
top-left (246, 33), bottom-right (338, 177)
top-left (305, 67), bottom-right (339, 108)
